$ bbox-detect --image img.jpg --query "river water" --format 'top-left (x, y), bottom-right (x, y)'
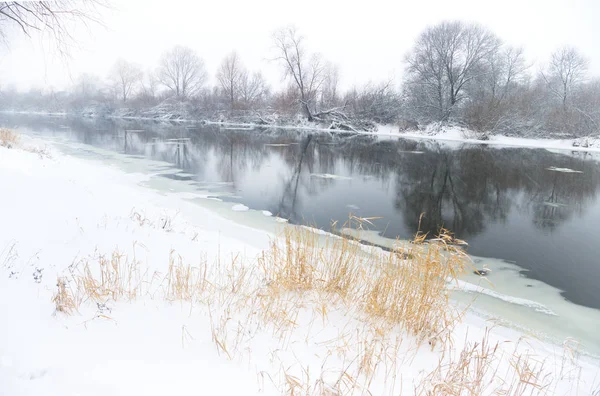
top-left (4, 114), bottom-right (600, 355)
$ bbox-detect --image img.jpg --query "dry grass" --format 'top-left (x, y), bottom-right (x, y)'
top-left (52, 277), bottom-right (77, 314)
top-left (0, 129), bottom-right (19, 148)
top-left (417, 328), bottom-right (554, 396)
top-left (258, 224), bottom-right (468, 347)
top-left (49, 224), bottom-right (588, 395)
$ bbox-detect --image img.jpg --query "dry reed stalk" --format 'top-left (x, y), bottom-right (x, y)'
top-left (52, 277), bottom-right (77, 314)
top-left (0, 129), bottom-right (19, 148)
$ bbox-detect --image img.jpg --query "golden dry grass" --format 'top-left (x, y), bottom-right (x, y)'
top-left (258, 224), bottom-right (468, 347)
top-left (52, 277), bottom-right (77, 314)
top-left (417, 328), bottom-right (554, 396)
top-left (49, 225), bottom-right (583, 395)
top-left (0, 129), bottom-right (19, 148)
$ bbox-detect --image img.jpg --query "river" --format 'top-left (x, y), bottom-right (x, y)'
top-left (4, 113), bottom-right (600, 355)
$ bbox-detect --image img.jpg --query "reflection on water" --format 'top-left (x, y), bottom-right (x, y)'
top-left (5, 114), bottom-right (600, 311)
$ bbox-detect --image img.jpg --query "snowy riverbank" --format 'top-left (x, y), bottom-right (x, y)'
top-left (4, 110), bottom-right (600, 153)
top-left (375, 124), bottom-right (600, 153)
top-left (1, 134), bottom-right (599, 395)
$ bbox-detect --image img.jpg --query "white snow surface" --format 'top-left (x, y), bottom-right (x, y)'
top-left (375, 124), bottom-right (600, 153)
top-left (1, 138), bottom-right (599, 395)
top-left (231, 203), bottom-right (249, 212)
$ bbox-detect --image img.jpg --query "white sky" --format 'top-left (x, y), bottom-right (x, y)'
top-left (1, 0), bottom-right (599, 93)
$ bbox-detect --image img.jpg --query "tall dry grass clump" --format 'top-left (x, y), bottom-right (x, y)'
top-left (417, 328), bottom-right (554, 396)
top-left (258, 223), bottom-right (468, 347)
top-left (52, 249), bottom-right (146, 310)
top-left (52, 276), bottom-right (77, 314)
top-left (0, 129), bottom-right (19, 148)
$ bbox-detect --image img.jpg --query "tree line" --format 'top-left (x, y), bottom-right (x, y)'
top-left (3, 21), bottom-right (599, 137)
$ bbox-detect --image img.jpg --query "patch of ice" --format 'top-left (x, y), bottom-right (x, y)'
top-left (300, 225), bottom-right (331, 236)
top-left (346, 204), bottom-right (360, 210)
top-left (451, 280), bottom-right (557, 316)
top-left (264, 143), bottom-right (295, 147)
top-left (231, 204), bottom-right (249, 212)
top-left (261, 210), bottom-right (273, 217)
top-left (543, 202), bottom-right (567, 208)
top-left (310, 173), bottom-right (352, 180)
top-left (546, 167), bottom-right (583, 174)
top-left (275, 217), bottom-right (288, 223)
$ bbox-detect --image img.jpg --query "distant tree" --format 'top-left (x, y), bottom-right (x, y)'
top-left (238, 71), bottom-right (268, 109)
top-left (543, 46), bottom-right (589, 110)
top-left (463, 46), bottom-right (529, 132)
top-left (108, 59), bottom-right (142, 103)
top-left (404, 21), bottom-right (501, 122)
top-left (137, 70), bottom-right (159, 104)
top-left (320, 63), bottom-right (340, 109)
top-left (217, 51), bottom-right (245, 111)
top-left (157, 46), bottom-right (207, 99)
top-left (345, 80), bottom-right (401, 124)
top-left (272, 26), bottom-right (325, 120)
top-left (0, 1), bottom-right (106, 54)
top-left (74, 73), bottom-right (101, 99)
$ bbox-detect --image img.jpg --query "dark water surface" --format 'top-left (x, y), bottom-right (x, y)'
top-left (5, 114), bottom-right (600, 310)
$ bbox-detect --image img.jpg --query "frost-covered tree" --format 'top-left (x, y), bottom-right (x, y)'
top-left (108, 59), bottom-right (142, 103)
top-left (217, 51), bottom-right (244, 111)
top-left (345, 80), bottom-right (401, 124)
top-left (320, 63), bottom-right (340, 109)
top-left (543, 46), bottom-right (588, 110)
top-left (0, 1), bottom-right (105, 54)
top-left (238, 71), bottom-right (268, 109)
top-left (273, 26), bottom-right (325, 120)
top-left (463, 46), bottom-right (529, 132)
top-left (404, 21), bottom-right (501, 122)
top-left (137, 71), bottom-right (159, 105)
top-left (157, 46), bottom-right (207, 99)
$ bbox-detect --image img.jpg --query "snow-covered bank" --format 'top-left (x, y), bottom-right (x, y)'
top-left (5, 110), bottom-right (600, 154)
top-left (1, 137), bottom-right (599, 395)
top-left (375, 124), bottom-right (600, 153)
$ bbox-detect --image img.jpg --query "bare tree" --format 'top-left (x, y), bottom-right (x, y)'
top-left (463, 46), bottom-right (529, 132)
top-left (543, 46), bottom-right (589, 110)
top-left (108, 59), bottom-right (142, 103)
top-left (216, 51), bottom-right (245, 111)
top-left (73, 73), bottom-right (100, 99)
top-left (320, 63), bottom-right (340, 109)
top-left (404, 21), bottom-right (501, 121)
top-left (138, 70), bottom-right (159, 104)
top-left (238, 71), bottom-right (268, 109)
top-left (346, 80), bottom-right (401, 124)
top-left (272, 26), bottom-right (326, 121)
top-left (157, 46), bottom-right (207, 99)
top-left (0, 1), bottom-right (106, 54)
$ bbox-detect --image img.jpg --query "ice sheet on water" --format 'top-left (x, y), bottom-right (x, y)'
top-left (451, 280), bottom-right (557, 316)
top-left (546, 166), bottom-right (583, 173)
top-left (310, 173), bottom-right (352, 180)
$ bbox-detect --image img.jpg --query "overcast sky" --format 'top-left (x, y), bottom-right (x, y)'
top-left (1, 0), bottom-right (599, 93)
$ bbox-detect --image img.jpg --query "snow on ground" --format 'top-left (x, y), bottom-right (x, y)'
top-left (1, 137), bottom-right (599, 395)
top-left (375, 124), bottom-right (600, 153)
